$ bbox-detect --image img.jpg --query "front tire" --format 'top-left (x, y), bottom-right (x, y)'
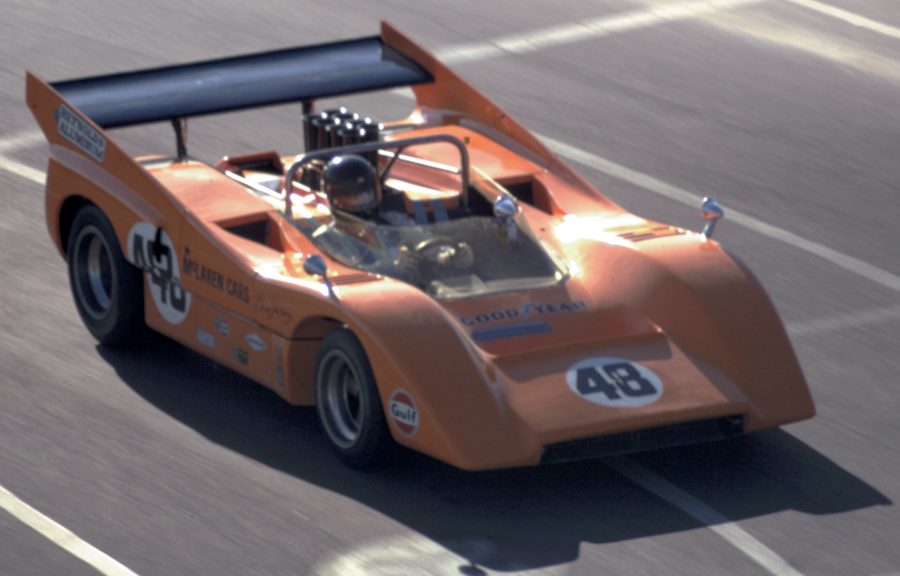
top-left (67, 205), bottom-right (144, 345)
top-left (315, 328), bottom-right (391, 468)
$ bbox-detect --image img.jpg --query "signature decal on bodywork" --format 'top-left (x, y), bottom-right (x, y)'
top-left (254, 295), bottom-right (294, 325)
top-left (460, 300), bottom-right (586, 327)
top-left (566, 357), bottom-right (663, 408)
top-left (55, 104), bottom-right (106, 163)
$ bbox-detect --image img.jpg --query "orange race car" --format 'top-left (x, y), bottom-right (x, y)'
top-left (25, 23), bottom-right (814, 470)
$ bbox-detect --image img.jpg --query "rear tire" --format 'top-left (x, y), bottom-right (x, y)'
top-left (67, 205), bottom-right (144, 346)
top-left (315, 328), bottom-right (391, 468)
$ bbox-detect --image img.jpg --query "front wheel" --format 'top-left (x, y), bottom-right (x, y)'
top-left (67, 205), bottom-right (144, 345)
top-left (315, 328), bottom-right (391, 467)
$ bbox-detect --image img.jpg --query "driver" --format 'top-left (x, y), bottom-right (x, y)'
top-left (310, 154), bottom-right (423, 282)
top-left (308, 154), bottom-right (473, 287)
top-left (322, 154), bottom-right (381, 221)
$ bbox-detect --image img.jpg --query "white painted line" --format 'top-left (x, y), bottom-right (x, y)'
top-left (0, 154), bottom-right (46, 185)
top-left (787, 0), bottom-right (900, 42)
top-left (0, 0), bottom-right (757, 192)
top-left (0, 129), bottom-right (43, 153)
top-left (437, 0), bottom-right (769, 63)
top-left (402, 87), bottom-right (897, 297)
top-left (426, 2), bottom-right (900, 294)
top-left (315, 532), bottom-right (570, 575)
top-left (0, 483), bottom-right (140, 576)
top-left (5, 3), bottom-right (896, 302)
top-left (541, 134), bottom-right (900, 294)
top-left (691, 3), bottom-right (900, 86)
top-left (608, 458), bottom-right (804, 576)
top-left (787, 304), bottom-right (900, 337)
top-left (0, 128), bottom-right (46, 183)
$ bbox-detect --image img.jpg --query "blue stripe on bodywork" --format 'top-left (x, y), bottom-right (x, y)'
top-left (471, 321), bottom-right (552, 342)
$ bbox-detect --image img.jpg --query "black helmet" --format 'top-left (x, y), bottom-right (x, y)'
top-left (322, 155), bottom-right (378, 214)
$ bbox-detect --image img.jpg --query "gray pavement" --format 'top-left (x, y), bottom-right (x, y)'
top-left (1, 0), bottom-right (898, 574)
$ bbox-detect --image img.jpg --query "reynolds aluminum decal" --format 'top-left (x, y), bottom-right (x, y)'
top-left (56, 104), bottom-right (106, 163)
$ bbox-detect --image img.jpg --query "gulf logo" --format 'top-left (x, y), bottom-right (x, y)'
top-left (388, 390), bottom-right (419, 437)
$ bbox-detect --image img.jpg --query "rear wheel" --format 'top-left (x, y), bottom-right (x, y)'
top-left (315, 328), bottom-right (391, 467)
top-left (67, 205), bottom-right (144, 345)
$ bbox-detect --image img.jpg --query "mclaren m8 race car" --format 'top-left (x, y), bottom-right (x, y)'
top-left (25, 23), bottom-right (814, 470)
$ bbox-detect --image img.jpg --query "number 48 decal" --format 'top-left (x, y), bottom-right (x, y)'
top-left (566, 357), bottom-right (663, 408)
top-left (127, 222), bottom-right (191, 324)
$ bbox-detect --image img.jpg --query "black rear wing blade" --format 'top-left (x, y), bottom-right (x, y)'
top-left (50, 36), bottom-right (432, 129)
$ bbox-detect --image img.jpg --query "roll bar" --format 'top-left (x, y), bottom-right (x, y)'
top-left (282, 134), bottom-right (470, 215)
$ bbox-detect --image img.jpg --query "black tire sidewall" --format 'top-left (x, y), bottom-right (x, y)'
top-left (67, 205), bottom-right (144, 345)
top-left (315, 328), bottom-right (390, 467)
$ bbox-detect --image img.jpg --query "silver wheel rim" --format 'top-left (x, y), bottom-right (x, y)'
top-left (72, 225), bottom-right (116, 320)
top-left (318, 349), bottom-right (365, 449)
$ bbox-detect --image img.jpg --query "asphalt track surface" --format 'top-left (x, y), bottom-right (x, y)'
top-left (1, 1), bottom-right (899, 574)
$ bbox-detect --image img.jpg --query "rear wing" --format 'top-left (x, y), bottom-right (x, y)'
top-left (27, 21), bottom-right (573, 207)
top-left (49, 35), bottom-right (432, 129)
top-left (25, 24), bottom-right (436, 249)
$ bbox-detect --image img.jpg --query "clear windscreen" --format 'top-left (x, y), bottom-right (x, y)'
top-left (291, 210), bottom-right (564, 299)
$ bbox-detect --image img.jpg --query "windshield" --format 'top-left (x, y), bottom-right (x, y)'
top-left (292, 211), bottom-right (563, 299)
top-left (274, 133), bottom-right (565, 299)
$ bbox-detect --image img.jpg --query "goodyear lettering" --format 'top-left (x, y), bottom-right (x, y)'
top-left (460, 300), bottom-right (587, 327)
top-left (183, 247), bottom-right (250, 303)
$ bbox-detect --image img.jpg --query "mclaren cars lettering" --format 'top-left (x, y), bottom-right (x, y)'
top-left (389, 389), bottom-right (419, 436)
top-left (56, 104), bottom-right (106, 163)
top-left (460, 300), bottom-right (586, 327)
top-left (566, 358), bottom-right (663, 408)
top-left (128, 223), bottom-right (191, 324)
top-left (182, 247), bottom-right (250, 303)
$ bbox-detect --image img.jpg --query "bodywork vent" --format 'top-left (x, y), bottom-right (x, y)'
top-left (540, 415), bottom-right (744, 464)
